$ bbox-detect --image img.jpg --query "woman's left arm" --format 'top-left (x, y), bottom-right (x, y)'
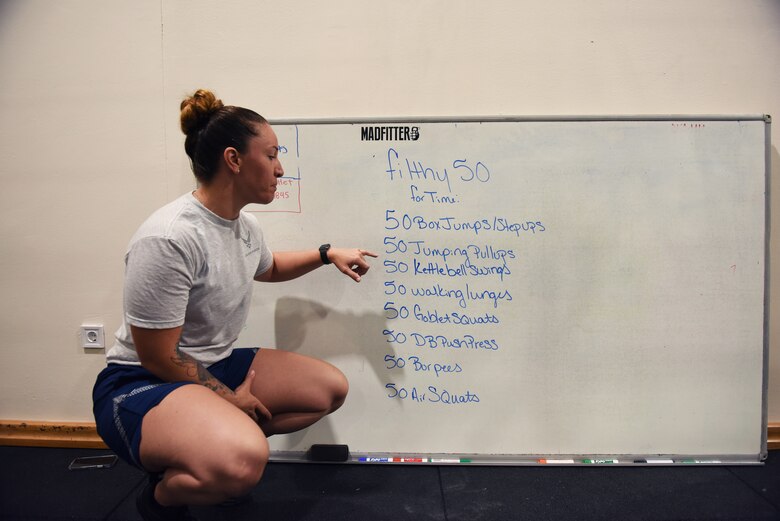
top-left (255, 247), bottom-right (378, 283)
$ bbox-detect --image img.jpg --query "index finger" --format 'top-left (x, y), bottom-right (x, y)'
top-left (256, 403), bottom-right (272, 422)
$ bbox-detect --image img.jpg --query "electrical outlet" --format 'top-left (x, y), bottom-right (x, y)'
top-left (81, 325), bottom-right (105, 349)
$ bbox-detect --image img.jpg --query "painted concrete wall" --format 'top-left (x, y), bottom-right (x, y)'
top-left (1, 1), bottom-right (778, 427)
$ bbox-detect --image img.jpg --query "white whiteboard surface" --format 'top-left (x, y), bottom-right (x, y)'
top-left (236, 117), bottom-right (769, 463)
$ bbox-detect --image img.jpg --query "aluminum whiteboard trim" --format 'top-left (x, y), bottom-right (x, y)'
top-left (268, 451), bottom-right (765, 466)
top-left (268, 115), bottom-right (769, 125)
top-left (761, 115), bottom-right (772, 460)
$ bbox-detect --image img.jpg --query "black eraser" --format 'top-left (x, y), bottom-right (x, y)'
top-left (308, 444), bottom-right (349, 462)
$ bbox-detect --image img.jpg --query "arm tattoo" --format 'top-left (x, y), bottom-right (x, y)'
top-left (170, 346), bottom-right (231, 395)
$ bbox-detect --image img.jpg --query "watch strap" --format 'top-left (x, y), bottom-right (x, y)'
top-left (319, 243), bottom-right (332, 265)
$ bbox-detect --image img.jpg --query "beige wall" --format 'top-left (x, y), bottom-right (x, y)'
top-left (1, 0), bottom-right (778, 423)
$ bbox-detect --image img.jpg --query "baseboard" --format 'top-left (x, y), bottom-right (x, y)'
top-left (769, 422), bottom-right (780, 450)
top-left (1, 419), bottom-right (778, 451)
top-left (0, 421), bottom-right (107, 449)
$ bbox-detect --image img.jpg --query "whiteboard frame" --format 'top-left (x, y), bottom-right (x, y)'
top-left (262, 115), bottom-right (771, 466)
top-left (269, 114), bottom-right (771, 125)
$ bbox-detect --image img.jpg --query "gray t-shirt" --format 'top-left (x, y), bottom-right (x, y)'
top-left (105, 192), bottom-right (274, 367)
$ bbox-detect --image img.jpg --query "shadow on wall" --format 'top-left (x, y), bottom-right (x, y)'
top-left (271, 296), bottom-right (391, 447)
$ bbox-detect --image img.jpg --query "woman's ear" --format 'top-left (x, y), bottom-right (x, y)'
top-left (223, 147), bottom-right (241, 174)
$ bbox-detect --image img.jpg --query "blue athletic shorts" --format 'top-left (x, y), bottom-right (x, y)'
top-left (92, 348), bottom-right (258, 470)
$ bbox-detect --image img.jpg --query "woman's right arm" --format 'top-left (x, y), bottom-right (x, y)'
top-left (131, 325), bottom-right (270, 423)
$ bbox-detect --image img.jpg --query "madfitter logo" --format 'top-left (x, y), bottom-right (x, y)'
top-left (361, 126), bottom-right (420, 141)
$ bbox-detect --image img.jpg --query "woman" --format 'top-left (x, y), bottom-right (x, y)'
top-left (92, 89), bottom-right (377, 520)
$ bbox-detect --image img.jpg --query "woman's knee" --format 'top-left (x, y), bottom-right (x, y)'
top-left (325, 365), bottom-right (349, 412)
top-left (300, 364), bottom-right (348, 416)
top-left (209, 435), bottom-right (269, 496)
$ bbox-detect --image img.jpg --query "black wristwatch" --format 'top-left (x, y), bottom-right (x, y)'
top-left (319, 243), bottom-right (332, 265)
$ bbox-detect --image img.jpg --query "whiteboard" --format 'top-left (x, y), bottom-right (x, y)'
top-left (236, 117), bottom-right (769, 464)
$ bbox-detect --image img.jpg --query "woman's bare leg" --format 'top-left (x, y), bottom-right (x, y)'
top-left (139, 384), bottom-right (269, 506)
top-left (249, 349), bottom-right (348, 435)
top-left (137, 350), bottom-right (346, 506)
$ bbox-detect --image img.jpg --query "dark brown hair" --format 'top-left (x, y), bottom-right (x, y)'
top-left (179, 89), bottom-right (268, 183)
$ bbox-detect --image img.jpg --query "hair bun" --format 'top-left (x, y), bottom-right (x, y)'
top-left (180, 89), bottom-right (225, 135)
